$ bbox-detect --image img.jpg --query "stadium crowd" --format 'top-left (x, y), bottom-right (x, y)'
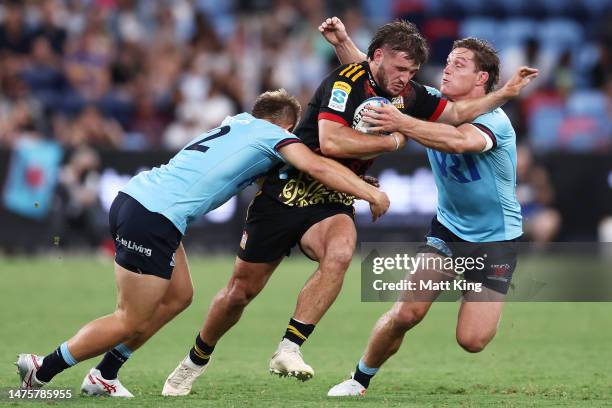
top-left (0, 0), bottom-right (609, 152)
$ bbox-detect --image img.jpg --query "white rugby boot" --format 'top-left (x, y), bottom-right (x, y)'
top-left (80, 368), bottom-right (134, 397)
top-left (16, 354), bottom-right (46, 389)
top-left (269, 339), bottom-right (314, 381)
top-left (162, 355), bottom-right (209, 396)
top-left (327, 375), bottom-right (367, 397)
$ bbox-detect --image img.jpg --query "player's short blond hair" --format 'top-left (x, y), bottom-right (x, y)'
top-left (252, 89), bottom-right (302, 131)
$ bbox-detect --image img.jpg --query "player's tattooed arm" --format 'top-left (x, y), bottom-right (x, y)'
top-left (279, 143), bottom-right (390, 221)
top-left (319, 17), bottom-right (366, 64)
top-left (436, 66), bottom-right (539, 125)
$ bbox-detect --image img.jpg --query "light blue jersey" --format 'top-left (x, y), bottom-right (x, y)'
top-left (424, 86), bottom-right (522, 242)
top-left (122, 113), bottom-right (300, 234)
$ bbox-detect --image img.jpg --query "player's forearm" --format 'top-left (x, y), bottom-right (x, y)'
top-left (309, 157), bottom-right (379, 203)
top-left (334, 39), bottom-right (367, 65)
top-left (400, 118), bottom-right (467, 153)
top-left (442, 89), bottom-right (510, 125)
top-left (320, 127), bottom-right (397, 158)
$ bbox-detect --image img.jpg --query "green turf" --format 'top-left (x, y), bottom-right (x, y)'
top-left (1, 255), bottom-right (611, 407)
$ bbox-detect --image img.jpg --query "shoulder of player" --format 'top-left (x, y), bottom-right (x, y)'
top-left (331, 61), bottom-right (368, 84)
top-left (472, 108), bottom-right (516, 141)
top-left (473, 107), bottom-right (512, 128)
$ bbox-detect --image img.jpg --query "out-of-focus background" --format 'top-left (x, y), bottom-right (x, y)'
top-left (0, 0), bottom-right (610, 254)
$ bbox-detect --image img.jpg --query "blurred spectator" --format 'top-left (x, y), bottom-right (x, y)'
top-left (53, 145), bottom-right (104, 248)
top-left (0, 1), bottom-right (32, 55)
top-left (57, 105), bottom-right (124, 149)
top-left (30, 0), bottom-right (68, 54)
top-left (501, 37), bottom-right (554, 91)
top-left (550, 49), bottom-right (574, 97)
top-left (162, 101), bottom-right (205, 151)
top-left (516, 144), bottom-right (562, 244)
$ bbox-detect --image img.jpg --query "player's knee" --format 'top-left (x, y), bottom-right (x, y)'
top-left (171, 291), bottom-right (194, 314)
top-left (391, 306), bottom-right (427, 331)
top-left (322, 245), bottom-right (353, 273)
top-left (456, 332), bottom-right (493, 353)
top-left (226, 280), bottom-right (257, 308)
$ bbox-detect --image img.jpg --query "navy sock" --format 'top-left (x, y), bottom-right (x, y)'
top-left (96, 344), bottom-right (133, 380)
top-left (283, 318), bottom-right (315, 347)
top-left (352, 359), bottom-right (379, 389)
top-left (189, 334), bottom-right (214, 366)
top-left (36, 343), bottom-right (77, 383)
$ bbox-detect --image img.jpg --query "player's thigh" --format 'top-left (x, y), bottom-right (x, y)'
top-left (160, 243), bottom-right (193, 306)
top-left (300, 213), bottom-right (356, 262)
top-left (114, 262), bottom-right (171, 328)
top-left (456, 292), bottom-right (505, 344)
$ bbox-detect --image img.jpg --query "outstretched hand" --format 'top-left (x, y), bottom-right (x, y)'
top-left (501, 66), bottom-right (539, 97)
top-left (318, 16), bottom-right (349, 46)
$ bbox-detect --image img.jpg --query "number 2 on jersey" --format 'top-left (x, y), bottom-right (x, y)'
top-left (185, 125), bottom-right (231, 153)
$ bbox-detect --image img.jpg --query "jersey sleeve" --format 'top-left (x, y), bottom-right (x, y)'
top-left (259, 127), bottom-right (303, 162)
top-left (317, 63), bottom-right (366, 126)
top-left (410, 83), bottom-right (448, 121)
top-left (471, 109), bottom-right (514, 149)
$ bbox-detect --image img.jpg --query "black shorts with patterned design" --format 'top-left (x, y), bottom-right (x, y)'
top-left (237, 192), bottom-right (354, 263)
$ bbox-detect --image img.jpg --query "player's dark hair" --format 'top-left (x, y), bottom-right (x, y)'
top-left (452, 38), bottom-right (500, 93)
top-left (252, 89), bottom-right (302, 131)
top-left (366, 20), bottom-right (429, 66)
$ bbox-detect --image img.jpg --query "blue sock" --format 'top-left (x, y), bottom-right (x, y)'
top-left (36, 342), bottom-right (78, 383)
top-left (96, 343), bottom-right (133, 380)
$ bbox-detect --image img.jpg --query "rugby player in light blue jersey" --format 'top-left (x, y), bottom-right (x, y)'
top-left (318, 18), bottom-right (539, 396)
top-left (16, 89), bottom-right (390, 397)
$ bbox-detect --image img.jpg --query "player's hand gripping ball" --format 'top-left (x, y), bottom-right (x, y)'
top-left (352, 97), bottom-right (390, 134)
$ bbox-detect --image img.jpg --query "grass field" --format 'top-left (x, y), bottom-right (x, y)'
top-left (1, 255), bottom-right (611, 407)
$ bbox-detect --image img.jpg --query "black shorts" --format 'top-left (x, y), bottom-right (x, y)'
top-left (418, 216), bottom-right (520, 295)
top-left (109, 192), bottom-right (182, 280)
top-left (237, 192), bottom-right (354, 263)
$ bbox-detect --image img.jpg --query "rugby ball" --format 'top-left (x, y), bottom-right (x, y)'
top-left (352, 97), bottom-right (390, 134)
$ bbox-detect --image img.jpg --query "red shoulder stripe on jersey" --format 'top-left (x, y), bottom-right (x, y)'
top-left (318, 112), bottom-right (349, 126)
top-left (472, 123), bottom-right (497, 149)
top-left (428, 98), bottom-right (448, 122)
top-left (274, 138), bottom-right (302, 151)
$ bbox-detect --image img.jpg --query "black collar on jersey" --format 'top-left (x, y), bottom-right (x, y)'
top-left (365, 62), bottom-right (393, 99)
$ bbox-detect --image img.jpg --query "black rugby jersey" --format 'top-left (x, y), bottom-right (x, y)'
top-left (261, 60), bottom-right (448, 208)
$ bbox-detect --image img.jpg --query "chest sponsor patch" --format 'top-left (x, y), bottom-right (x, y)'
top-left (328, 81), bottom-right (352, 112)
top-left (392, 96), bottom-right (404, 109)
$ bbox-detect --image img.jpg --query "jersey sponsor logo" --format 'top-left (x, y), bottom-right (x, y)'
top-left (115, 235), bottom-right (152, 257)
top-left (431, 151), bottom-right (482, 183)
top-left (329, 85), bottom-right (349, 112)
top-left (280, 171), bottom-right (354, 207)
top-left (487, 264), bottom-right (511, 282)
top-left (391, 96), bottom-right (404, 109)
top-left (333, 81), bottom-right (352, 94)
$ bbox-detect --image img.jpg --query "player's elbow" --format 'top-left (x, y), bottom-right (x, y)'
top-left (319, 136), bottom-right (341, 157)
top-left (446, 137), bottom-right (469, 154)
